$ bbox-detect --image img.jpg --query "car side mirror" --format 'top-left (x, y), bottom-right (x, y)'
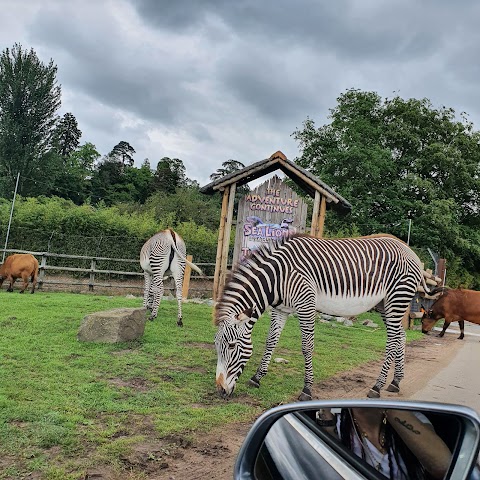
top-left (235, 400), bottom-right (480, 480)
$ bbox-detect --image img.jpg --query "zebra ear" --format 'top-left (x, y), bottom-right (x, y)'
top-left (236, 306), bottom-right (255, 323)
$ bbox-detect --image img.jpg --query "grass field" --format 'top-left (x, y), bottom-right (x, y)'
top-left (0, 290), bottom-right (423, 478)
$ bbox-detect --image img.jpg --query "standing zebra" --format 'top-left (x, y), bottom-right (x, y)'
top-left (140, 229), bottom-right (202, 326)
top-left (215, 234), bottom-right (429, 400)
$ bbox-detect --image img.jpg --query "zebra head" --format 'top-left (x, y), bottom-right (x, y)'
top-left (215, 306), bottom-right (257, 397)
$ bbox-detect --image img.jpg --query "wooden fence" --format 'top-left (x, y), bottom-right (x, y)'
top-left (0, 249), bottom-right (215, 298)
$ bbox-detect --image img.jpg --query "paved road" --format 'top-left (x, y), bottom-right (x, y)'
top-left (411, 323), bottom-right (480, 413)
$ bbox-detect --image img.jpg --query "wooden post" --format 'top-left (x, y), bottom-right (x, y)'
top-left (89, 258), bottom-right (96, 292)
top-left (310, 192), bottom-right (327, 238)
top-left (310, 190), bottom-right (320, 236)
top-left (38, 253), bottom-right (47, 289)
top-left (213, 187), bottom-right (230, 301)
top-left (182, 255), bottom-right (193, 300)
top-left (317, 195), bottom-right (327, 238)
top-left (437, 258), bottom-right (446, 286)
top-left (219, 183), bottom-right (236, 293)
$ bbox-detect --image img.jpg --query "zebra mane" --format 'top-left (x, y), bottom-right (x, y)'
top-left (213, 235), bottom-right (298, 326)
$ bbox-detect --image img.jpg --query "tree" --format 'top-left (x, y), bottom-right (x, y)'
top-left (89, 154), bottom-right (154, 205)
top-left (293, 89), bottom-right (480, 286)
top-left (153, 157), bottom-right (187, 193)
top-left (50, 142), bottom-right (100, 204)
top-left (109, 141), bottom-right (135, 169)
top-left (123, 161), bottom-right (153, 204)
top-left (0, 44), bottom-right (62, 197)
top-left (209, 159), bottom-right (250, 210)
top-left (209, 159), bottom-right (246, 181)
top-left (89, 156), bottom-right (125, 204)
top-left (53, 112), bottom-right (81, 159)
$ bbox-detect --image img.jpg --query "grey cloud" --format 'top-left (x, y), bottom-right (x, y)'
top-left (128, 0), bottom-right (450, 62)
top-left (29, 8), bottom-right (210, 126)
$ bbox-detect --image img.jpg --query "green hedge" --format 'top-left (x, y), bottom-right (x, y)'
top-left (0, 197), bottom-right (220, 275)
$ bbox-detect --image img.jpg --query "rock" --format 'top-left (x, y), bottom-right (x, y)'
top-left (362, 320), bottom-right (378, 328)
top-left (274, 357), bottom-right (289, 364)
top-left (78, 307), bottom-right (147, 343)
top-left (125, 294), bottom-right (136, 299)
top-left (335, 317), bottom-right (348, 323)
top-left (343, 319), bottom-right (354, 327)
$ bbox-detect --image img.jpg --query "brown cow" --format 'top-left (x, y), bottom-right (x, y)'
top-left (0, 254), bottom-right (39, 293)
top-left (421, 287), bottom-right (480, 340)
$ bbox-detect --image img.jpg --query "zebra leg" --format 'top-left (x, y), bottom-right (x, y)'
top-left (143, 272), bottom-right (152, 310)
top-left (298, 312), bottom-right (316, 401)
top-left (150, 274), bottom-right (164, 320)
top-left (369, 321), bottom-right (403, 398)
top-left (248, 309), bottom-right (288, 388)
top-left (386, 327), bottom-right (406, 393)
top-left (173, 274), bottom-right (184, 327)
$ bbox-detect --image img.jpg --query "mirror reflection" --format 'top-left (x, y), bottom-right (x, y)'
top-left (317, 407), bottom-right (454, 479)
top-left (255, 407), bottom-right (462, 480)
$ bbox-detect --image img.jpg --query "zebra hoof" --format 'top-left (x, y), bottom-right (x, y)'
top-left (177, 320), bottom-right (183, 327)
top-left (248, 377), bottom-right (260, 388)
top-left (298, 390), bottom-right (312, 402)
top-left (367, 387), bottom-right (381, 398)
top-left (386, 382), bottom-right (400, 393)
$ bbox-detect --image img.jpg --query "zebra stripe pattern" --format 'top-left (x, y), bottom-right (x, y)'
top-left (140, 229), bottom-right (202, 325)
top-left (215, 234), bottom-right (426, 400)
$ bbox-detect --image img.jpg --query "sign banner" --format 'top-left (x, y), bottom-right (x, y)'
top-left (233, 175), bottom-right (307, 264)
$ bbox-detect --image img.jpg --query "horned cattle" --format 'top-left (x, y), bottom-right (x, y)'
top-left (0, 254), bottom-right (39, 293)
top-left (422, 287), bottom-right (480, 339)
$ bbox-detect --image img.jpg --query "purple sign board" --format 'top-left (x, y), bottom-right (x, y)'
top-left (233, 175), bottom-right (307, 265)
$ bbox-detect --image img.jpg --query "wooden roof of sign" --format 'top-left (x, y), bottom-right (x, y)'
top-left (200, 151), bottom-right (352, 214)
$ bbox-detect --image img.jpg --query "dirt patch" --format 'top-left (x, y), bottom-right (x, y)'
top-left (108, 377), bottom-right (151, 392)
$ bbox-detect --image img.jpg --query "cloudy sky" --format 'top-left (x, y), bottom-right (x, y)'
top-left (2, 0), bottom-right (479, 186)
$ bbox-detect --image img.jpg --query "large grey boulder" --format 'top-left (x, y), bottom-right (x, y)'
top-left (78, 307), bottom-right (147, 343)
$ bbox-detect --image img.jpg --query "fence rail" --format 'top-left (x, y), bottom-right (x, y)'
top-left (0, 248), bottom-right (215, 297)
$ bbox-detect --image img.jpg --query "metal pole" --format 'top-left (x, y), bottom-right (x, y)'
top-left (407, 219), bottom-right (412, 246)
top-left (2, 172), bottom-right (20, 263)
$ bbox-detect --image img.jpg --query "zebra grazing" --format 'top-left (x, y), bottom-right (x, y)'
top-left (140, 229), bottom-right (202, 326)
top-left (215, 234), bottom-right (429, 400)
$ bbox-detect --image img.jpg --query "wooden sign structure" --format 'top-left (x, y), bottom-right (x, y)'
top-left (200, 151), bottom-right (352, 300)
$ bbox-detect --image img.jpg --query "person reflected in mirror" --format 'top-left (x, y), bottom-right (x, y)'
top-left (316, 408), bottom-right (451, 480)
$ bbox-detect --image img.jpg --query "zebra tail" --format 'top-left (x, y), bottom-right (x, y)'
top-left (169, 237), bottom-right (204, 276)
top-left (185, 259), bottom-right (203, 276)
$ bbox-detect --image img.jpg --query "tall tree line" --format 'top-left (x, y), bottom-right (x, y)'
top-left (294, 89), bottom-right (480, 286)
